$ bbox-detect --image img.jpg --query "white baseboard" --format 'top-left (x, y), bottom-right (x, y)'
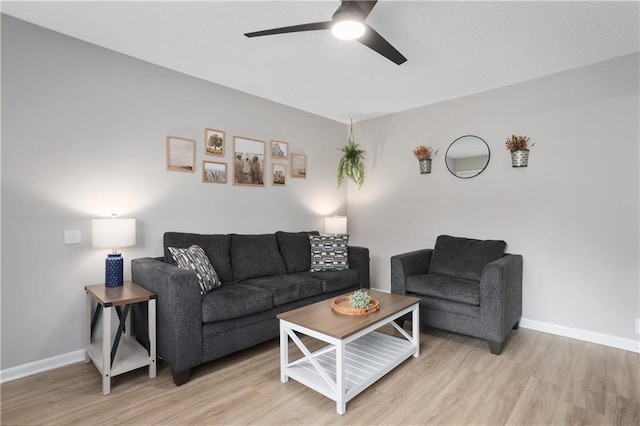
top-left (1, 316), bottom-right (638, 383)
top-left (372, 288), bottom-right (640, 353)
top-left (0, 349), bottom-right (85, 384)
top-left (520, 318), bottom-right (640, 353)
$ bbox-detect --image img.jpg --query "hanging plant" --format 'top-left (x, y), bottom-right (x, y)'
top-left (337, 120), bottom-right (365, 188)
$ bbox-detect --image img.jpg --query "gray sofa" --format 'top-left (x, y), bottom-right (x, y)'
top-left (132, 231), bottom-right (370, 385)
top-left (391, 235), bottom-right (522, 354)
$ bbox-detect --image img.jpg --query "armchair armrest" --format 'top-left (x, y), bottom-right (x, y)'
top-left (348, 246), bottom-right (370, 289)
top-left (131, 257), bottom-right (203, 373)
top-left (391, 249), bottom-right (433, 295)
top-left (479, 254), bottom-right (523, 342)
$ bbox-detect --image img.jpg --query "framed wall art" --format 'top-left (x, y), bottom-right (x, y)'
top-left (202, 161), bottom-right (227, 184)
top-left (233, 136), bottom-right (265, 186)
top-left (166, 136), bottom-right (196, 172)
top-left (270, 140), bottom-right (289, 160)
top-left (271, 163), bottom-right (287, 186)
top-left (291, 153), bottom-right (307, 179)
top-left (205, 128), bottom-right (225, 157)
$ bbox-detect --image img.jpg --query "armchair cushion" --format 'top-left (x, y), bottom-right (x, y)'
top-left (406, 273), bottom-right (480, 306)
top-left (428, 235), bottom-right (506, 281)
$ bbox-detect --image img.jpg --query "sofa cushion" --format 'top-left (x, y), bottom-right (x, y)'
top-left (164, 233), bottom-right (233, 283)
top-left (230, 234), bottom-right (287, 281)
top-left (309, 235), bottom-right (349, 272)
top-left (428, 235), bottom-right (506, 281)
top-left (276, 231), bottom-right (319, 273)
top-left (406, 273), bottom-right (480, 306)
top-left (296, 269), bottom-right (360, 293)
top-left (201, 283), bottom-right (274, 323)
top-left (168, 245), bottom-right (222, 295)
top-left (241, 274), bottom-right (322, 306)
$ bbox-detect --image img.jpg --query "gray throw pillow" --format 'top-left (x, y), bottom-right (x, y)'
top-left (168, 245), bottom-right (222, 295)
top-left (309, 235), bottom-right (349, 272)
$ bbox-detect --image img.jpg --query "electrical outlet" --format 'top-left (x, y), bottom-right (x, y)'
top-left (636, 319), bottom-right (640, 335)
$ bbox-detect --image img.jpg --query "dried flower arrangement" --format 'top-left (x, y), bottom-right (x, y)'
top-left (412, 145), bottom-right (438, 160)
top-left (505, 135), bottom-right (534, 152)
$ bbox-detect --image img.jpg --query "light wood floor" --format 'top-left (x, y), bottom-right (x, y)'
top-left (1, 326), bottom-right (638, 425)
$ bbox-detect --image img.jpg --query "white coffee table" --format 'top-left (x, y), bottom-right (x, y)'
top-left (277, 290), bottom-right (420, 415)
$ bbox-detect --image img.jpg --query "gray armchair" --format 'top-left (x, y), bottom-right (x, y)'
top-left (391, 235), bottom-right (522, 354)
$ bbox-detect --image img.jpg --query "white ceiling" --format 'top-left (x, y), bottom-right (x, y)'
top-left (3, 1), bottom-right (639, 123)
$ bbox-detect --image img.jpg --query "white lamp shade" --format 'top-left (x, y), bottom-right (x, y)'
top-left (91, 218), bottom-right (136, 249)
top-left (325, 216), bottom-right (347, 235)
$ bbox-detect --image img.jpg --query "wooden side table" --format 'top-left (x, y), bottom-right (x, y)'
top-left (84, 281), bottom-right (156, 395)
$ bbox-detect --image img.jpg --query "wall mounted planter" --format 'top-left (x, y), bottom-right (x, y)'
top-left (419, 159), bottom-right (432, 174)
top-left (511, 149), bottom-right (529, 167)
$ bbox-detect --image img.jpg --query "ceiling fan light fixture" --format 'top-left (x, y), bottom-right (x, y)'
top-left (331, 19), bottom-right (365, 40)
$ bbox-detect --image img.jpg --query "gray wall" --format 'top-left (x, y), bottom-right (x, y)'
top-left (1, 16), bottom-right (347, 369)
top-left (2, 15), bottom-right (639, 372)
top-left (349, 53), bottom-right (640, 343)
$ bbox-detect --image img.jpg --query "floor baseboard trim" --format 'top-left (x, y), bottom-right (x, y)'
top-left (2, 316), bottom-right (638, 383)
top-left (0, 349), bottom-right (85, 384)
top-left (520, 318), bottom-right (640, 353)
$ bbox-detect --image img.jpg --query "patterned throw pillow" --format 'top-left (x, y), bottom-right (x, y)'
top-left (168, 245), bottom-right (222, 295)
top-left (309, 235), bottom-right (349, 272)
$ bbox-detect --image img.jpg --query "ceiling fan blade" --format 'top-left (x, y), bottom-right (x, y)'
top-left (339, 1), bottom-right (378, 19)
top-left (358, 24), bottom-right (407, 65)
top-left (245, 21), bottom-right (332, 38)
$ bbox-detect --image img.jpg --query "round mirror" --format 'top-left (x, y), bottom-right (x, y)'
top-left (445, 135), bottom-right (490, 179)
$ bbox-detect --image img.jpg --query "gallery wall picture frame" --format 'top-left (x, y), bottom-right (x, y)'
top-left (205, 128), bottom-right (225, 157)
top-left (291, 153), bottom-right (307, 179)
top-left (270, 140), bottom-right (289, 160)
top-left (272, 163), bottom-right (287, 186)
top-left (166, 136), bottom-right (196, 172)
top-left (233, 136), bottom-right (266, 187)
top-left (202, 161), bottom-right (227, 184)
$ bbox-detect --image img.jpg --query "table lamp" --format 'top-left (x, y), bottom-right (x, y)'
top-left (91, 216), bottom-right (136, 287)
top-left (325, 215), bottom-right (347, 236)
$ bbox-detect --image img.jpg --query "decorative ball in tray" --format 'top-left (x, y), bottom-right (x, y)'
top-left (331, 290), bottom-right (380, 316)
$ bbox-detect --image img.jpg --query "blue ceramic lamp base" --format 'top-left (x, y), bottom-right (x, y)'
top-left (105, 253), bottom-right (124, 287)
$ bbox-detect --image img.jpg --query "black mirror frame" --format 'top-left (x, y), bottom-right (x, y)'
top-left (445, 135), bottom-right (491, 179)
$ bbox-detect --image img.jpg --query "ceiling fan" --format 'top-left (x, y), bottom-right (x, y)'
top-left (244, 0), bottom-right (407, 65)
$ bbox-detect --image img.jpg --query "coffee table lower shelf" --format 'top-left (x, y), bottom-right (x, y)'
top-left (285, 331), bottom-right (416, 404)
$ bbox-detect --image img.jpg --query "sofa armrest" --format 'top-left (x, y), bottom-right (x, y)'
top-left (391, 249), bottom-right (433, 295)
top-left (131, 257), bottom-right (203, 373)
top-left (479, 254), bottom-right (523, 341)
top-left (348, 246), bottom-right (370, 289)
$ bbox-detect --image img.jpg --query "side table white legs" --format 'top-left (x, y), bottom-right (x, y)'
top-left (148, 299), bottom-right (157, 380)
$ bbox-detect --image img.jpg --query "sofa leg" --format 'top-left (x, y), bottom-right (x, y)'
top-left (488, 340), bottom-right (503, 355)
top-left (172, 368), bottom-right (190, 386)
top-left (513, 321), bottom-right (520, 330)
